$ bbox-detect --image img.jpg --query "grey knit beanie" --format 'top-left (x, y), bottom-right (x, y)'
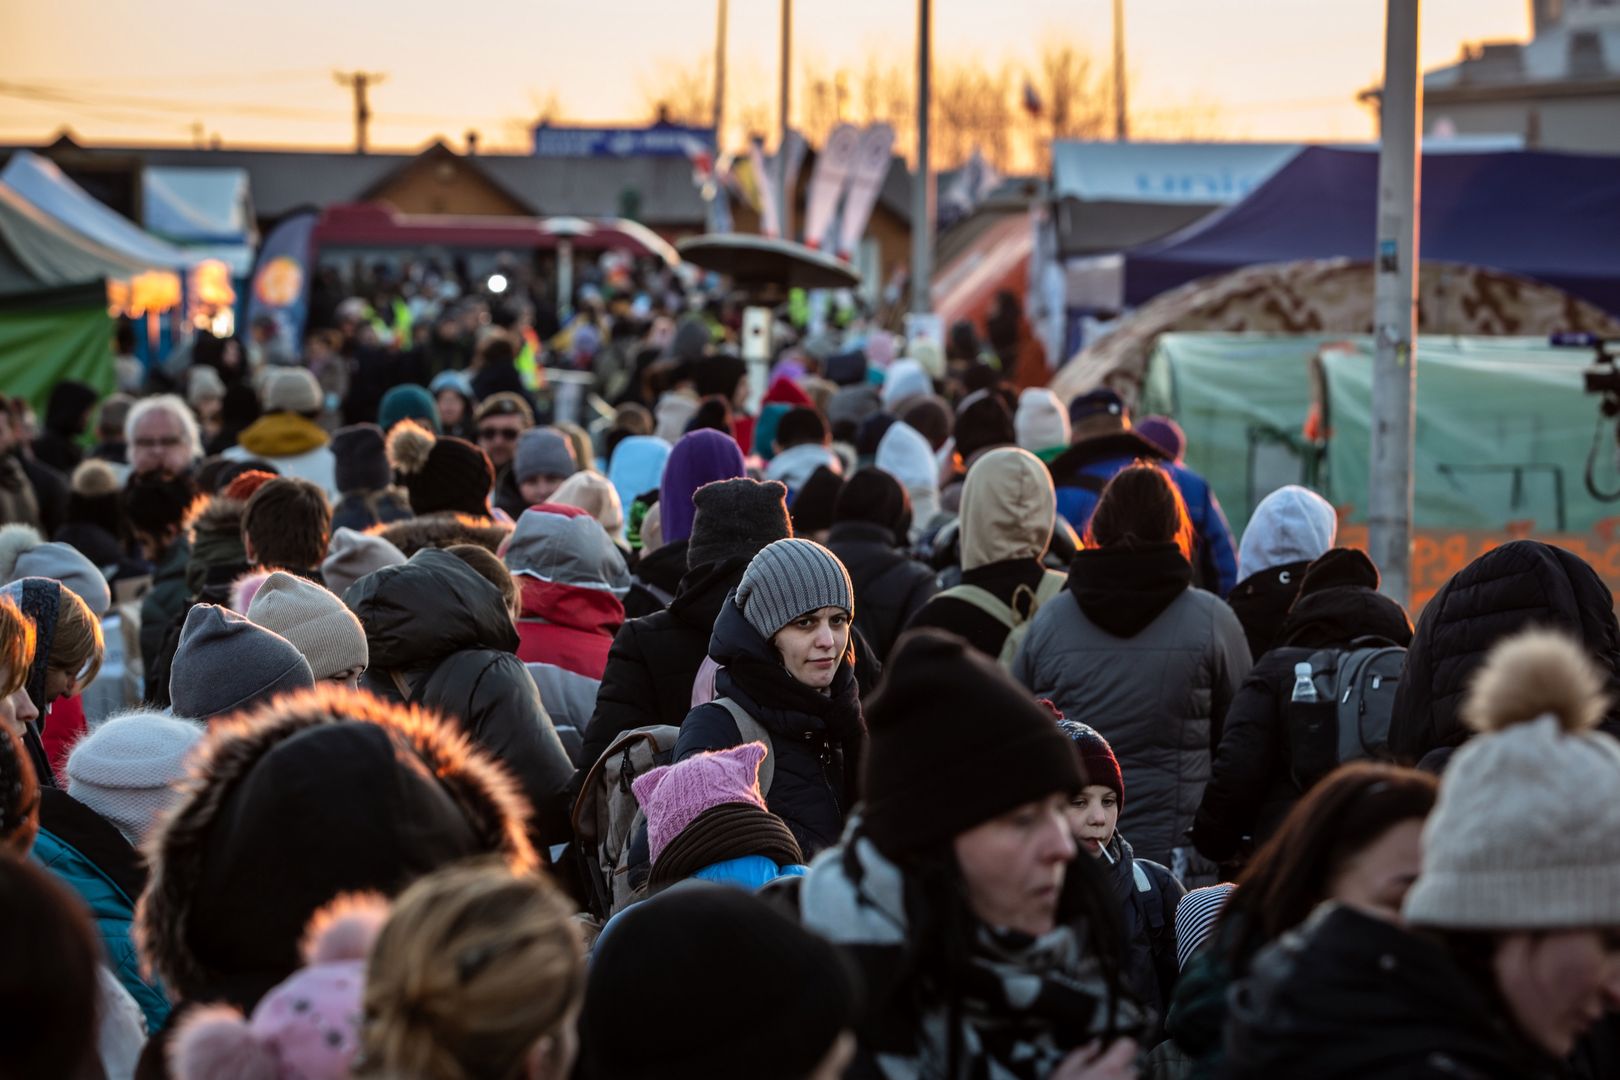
top-left (246, 571), bottom-right (369, 681)
top-left (65, 711), bottom-right (203, 846)
top-left (514, 428), bottom-right (578, 483)
top-left (687, 478), bottom-right (793, 569)
top-left (322, 527), bottom-right (406, 599)
top-left (169, 603), bottom-right (315, 721)
top-left (1403, 629), bottom-right (1620, 930)
top-left (734, 539), bottom-right (854, 642)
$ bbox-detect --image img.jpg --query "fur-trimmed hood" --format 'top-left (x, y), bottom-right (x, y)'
top-left (185, 493), bottom-right (250, 598)
top-left (377, 512), bottom-right (512, 557)
top-left (135, 685), bottom-right (537, 1010)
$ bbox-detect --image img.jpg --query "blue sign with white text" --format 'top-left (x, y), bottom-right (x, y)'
top-left (533, 121), bottom-right (716, 159)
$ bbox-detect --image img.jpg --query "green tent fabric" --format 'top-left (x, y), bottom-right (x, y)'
top-left (1140, 332), bottom-right (1602, 538)
top-left (0, 296), bottom-right (114, 416)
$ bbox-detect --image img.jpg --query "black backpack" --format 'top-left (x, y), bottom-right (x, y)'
top-left (1286, 637), bottom-right (1406, 787)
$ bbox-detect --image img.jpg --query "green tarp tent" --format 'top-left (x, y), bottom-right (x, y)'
top-left (1140, 333), bottom-right (1614, 605)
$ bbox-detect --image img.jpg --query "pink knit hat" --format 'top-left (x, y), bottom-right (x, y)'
top-left (632, 742), bottom-right (769, 865)
top-left (172, 897), bottom-right (385, 1080)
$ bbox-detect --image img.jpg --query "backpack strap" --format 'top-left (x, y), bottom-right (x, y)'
top-left (713, 697), bottom-right (776, 797)
top-left (938, 584), bottom-right (1018, 630)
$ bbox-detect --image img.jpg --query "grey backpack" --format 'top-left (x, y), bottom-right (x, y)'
top-left (1288, 638), bottom-right (1406, 787)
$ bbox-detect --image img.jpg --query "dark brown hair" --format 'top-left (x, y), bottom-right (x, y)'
top-left (445, 544), bottom-right (520, 621)
top-left (243, 476), bottom-right (332, 571)
top-left (1223, 761), bottom-right (1437, 969)
top-left (0, 857), bottom-right (102, 1077)
top-left (1086, 461), bottom-right (1196, 563)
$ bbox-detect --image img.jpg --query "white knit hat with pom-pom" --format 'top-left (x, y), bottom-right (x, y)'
top-left (1403, 629), bottom-right (1620, 930)
top-left (172, 894), bottom-right (386, 1080)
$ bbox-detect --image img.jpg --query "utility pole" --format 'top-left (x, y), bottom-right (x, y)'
top-left (777, 0), bottom-right (793, 242)
top-left (333, 71), bottom-right (386, 154)
top-left (910, 0), bottom-right (934, 314)
top-left (1113, 0), bottom-right (1129, 140)
top-left (1369, 0), bottom-right (1422, 605)
top-left (712, 0), bottom-right (727, 144)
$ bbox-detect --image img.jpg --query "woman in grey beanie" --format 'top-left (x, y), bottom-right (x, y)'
top-left (672, 538), bottom-right (864, 859)
top-left (1223, 629), bottom-right (1620, 1079)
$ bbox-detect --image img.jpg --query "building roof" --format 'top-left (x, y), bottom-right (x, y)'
top-left (0, 135), bottom-right (708, 226)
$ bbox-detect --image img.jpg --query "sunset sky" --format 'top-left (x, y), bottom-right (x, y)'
top-left (2, 0), bottom-right (1530, 157)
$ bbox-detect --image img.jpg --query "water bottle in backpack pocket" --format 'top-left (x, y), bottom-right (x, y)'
top-left (1286, 638), bottom-right (1406, 788)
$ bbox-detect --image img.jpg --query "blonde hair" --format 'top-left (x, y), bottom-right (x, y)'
top-left (358, 862), bottom-right (584, 1080)
top-left (50, 589), bottom-right (103, 696)
top-left (551, 471), bottom-right (624, 537)
top-left (0, 595), bottom-right (35, 697)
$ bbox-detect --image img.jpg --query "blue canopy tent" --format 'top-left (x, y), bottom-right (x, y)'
top-left (1123, 147), bottom-right (1620, 315)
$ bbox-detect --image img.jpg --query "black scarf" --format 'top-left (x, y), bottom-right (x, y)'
top-left (648, 802), bottom-right (804, 890)
top-left (1067, 543), bottom-right (1191, 638)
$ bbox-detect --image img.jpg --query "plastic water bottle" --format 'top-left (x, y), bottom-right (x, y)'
top-left (1291, 662), bottom-right (1317, 703)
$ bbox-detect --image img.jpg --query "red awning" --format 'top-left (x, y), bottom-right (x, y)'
top-left (931, 210), bottom-right (1032, 328)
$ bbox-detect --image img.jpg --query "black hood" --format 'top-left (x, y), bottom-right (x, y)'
top-left (708, 597), bottom-right (864, 743)
top-left (348, 546), bottom-right (520, 670)
top-left (668, 554), bottom-right (751, 635)
top-left (1280, 586), bottom-right (1413, 650)
top-left (634, 537), bottom-right (689, 595)
top-left (1067, 544), bottom-right (1191, 638)
top-left (1226, 904), bottom-right (1558, 1080)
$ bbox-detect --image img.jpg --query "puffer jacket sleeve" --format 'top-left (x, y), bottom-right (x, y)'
top-left (1193, 656), bottom-right (1287, 864)
top-left (1207, 599), bottom-right (1253, 749)
top-left (673, 702), bottom-right (743, 761)
top-left (580, 622), bottom-right (658, 770)
top-left (458, 653), bottom-right (576, 848)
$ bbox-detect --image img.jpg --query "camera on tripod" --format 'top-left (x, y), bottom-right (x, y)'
top-left (1554, 333), bottom-right (1620, 415)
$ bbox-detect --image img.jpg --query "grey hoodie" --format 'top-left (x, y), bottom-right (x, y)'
top-left (1236, 486), bottom-right (1337, 581)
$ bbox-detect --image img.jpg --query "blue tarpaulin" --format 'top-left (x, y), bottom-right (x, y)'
top-left (1124, 147), bottom-right (1620, 314)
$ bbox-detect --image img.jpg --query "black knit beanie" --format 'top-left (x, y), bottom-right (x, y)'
top-left (833, 466), bottom-right (909, 536)
top-left (331, 423), bottom-right (390, 494)
top-left (789, 465), bottom-right (845, 537)
top-left (582, 883), bottom-right (858, 1080)
top-left (386, 420), bottom-right (494, 518)
top-left (686, 478), bottom-right (793, 569)
top-left (954, 388), bottom-right (1017, 462)
top-left (862, 628), bottom-right (1084, 859)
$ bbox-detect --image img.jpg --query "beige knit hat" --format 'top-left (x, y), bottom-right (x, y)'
top-left (1403, 629), bottom-right (1620, 930)
top-left (246, 571), bottom-right (368, 681)
top-left (261, 367), bottom-right (322, 415)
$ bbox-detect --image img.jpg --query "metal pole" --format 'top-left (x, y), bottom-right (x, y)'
top-left (1112, 0), bottom-right (1129, 141)
top-left (910, 0), bottom-right (934, 314)
top-left (1369, 0), bottom-right (1422, 605)
top-left (713, 0), bottom-right (727, 142)
top-left (777, 0), bottom-right (793, 241)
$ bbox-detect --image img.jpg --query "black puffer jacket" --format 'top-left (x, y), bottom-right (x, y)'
top-left (1225, 904), bottom-right (1562, 1080)
top-left (1391, 540), bottom-right (1620, 762)
top-left (826, 520), bottom-right (937, 663)
top-left (349, 547), bottom-right (574, 847)
top-left (1194, 578), bottom-right (1414, 864)
top-left (673, 599), bottom-right (866, 858)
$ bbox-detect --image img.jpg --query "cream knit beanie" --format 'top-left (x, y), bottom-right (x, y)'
top-left (246, 571), bottom-right (369, 681)
top-left (66, 711), bottom-right (204, 846)
top-left (1403, 629), bottom-right (1620, 930)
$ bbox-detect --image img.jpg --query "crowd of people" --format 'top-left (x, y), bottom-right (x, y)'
top-left (4, 277), bottom-right (1620, 1080)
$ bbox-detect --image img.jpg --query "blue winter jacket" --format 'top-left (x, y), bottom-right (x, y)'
top-left (33, 788), bottom-right (170, 1032)
top-left (1048, 431), bottom-right (1239, 597)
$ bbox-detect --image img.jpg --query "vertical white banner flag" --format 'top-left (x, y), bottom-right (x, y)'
top-left (802, 123), bottom-right (861, 251)
top-left (836, 123), bottom-right (896, 259)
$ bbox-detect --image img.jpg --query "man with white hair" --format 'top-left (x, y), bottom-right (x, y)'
top-left (125, 395), bottom-right (201, 479)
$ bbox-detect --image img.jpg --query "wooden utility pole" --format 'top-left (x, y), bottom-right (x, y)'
top-left (1369, 0), bottom-right (1422, 604)
top-left (911, 0), bottom-right (934, 315)
top-left (712, 0), bottom-right (728, 141)
top-left (333, 71), bottom-right (386, 154)
top-left (1113, 0), bottom-right (1128, 140)
top-left (777, 0), bottom-right (793, 242)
